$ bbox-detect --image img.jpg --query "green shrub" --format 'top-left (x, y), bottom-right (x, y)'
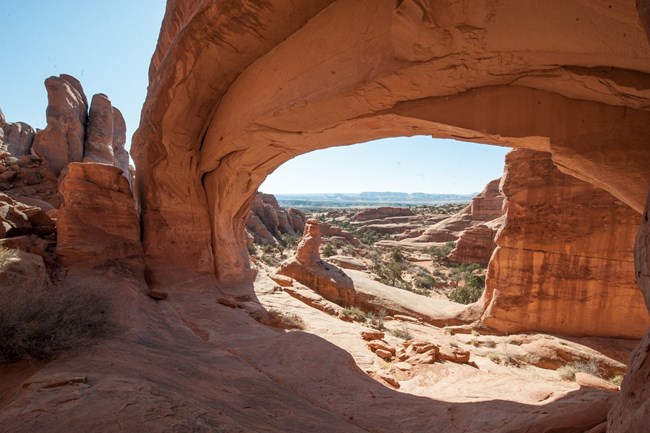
top-left (367, 309), bottom-right (386, 330)
top-left (390, 325), bottom-right (413, 340)
top-left (427, 241), bottom-right (456, 261)
top-left (448, 284), bottom-right (483, 304)
top-left (341, 307), bottom-right (367, 321)
top-left (0, 278), bottom-right (109, 363)
top-left (321, 243), bottom-right (335, 258)
top-left (414, 274), bottom-right (436, 290)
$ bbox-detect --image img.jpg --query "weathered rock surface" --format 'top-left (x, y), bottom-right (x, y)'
top-left (3, 122), bottom-right (36, 156)
top-left (0, 249), bottom-right (49, 290)
top-left (32, 75), bottom-right (88, 176)
top-left (246, 192), bottom-right (305, 244)
top-left (0, 193), bottom-right (55, 239)
top-left (467, 179), bottom-right (504, 221)
top-left (0, 153), bottom-right (60, 208)
top-left (83, 94), bottom-right (115, 164)
top-left (56, 162), bottom-right (141, 265)
top-left (481, 149), bottom-right (650, 338)
top-left (276, 219), bottom-right (355, 305)
top-left (448, 223), bottom-right (498, 266)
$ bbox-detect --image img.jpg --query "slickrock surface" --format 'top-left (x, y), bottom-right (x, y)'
top-left (56, 163), bottom-right (141, 266)
top-left (448, 223), bottom-right (498, 266)
top-left (480, 149), bottom-right (650, 338)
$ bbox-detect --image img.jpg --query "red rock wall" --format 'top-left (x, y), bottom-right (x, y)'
top-left (481, 149), bottom-right (650, 338)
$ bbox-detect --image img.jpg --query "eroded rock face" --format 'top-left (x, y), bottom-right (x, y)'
top-left (57, 162), bottom-right (141, 266)
top-left (246, 193), bottom-right (305, 244)
top-left (32, 75), bottom-right (88, 176)
top-left (3, 122), bottom-right (36, 156)
top-left (481, 149), bottom-right (650, 338)
top-left (276, 219), bottom-right (355, 305)
top-left (83, 94), bottom-right (115, 164)
top-left (448, 223), bottom-right (497, 266)
top-left (468, 179), bottom-right (504, 221)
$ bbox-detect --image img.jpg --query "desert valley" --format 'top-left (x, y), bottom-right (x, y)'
top-left (2, 1), bottom-right (650, 432)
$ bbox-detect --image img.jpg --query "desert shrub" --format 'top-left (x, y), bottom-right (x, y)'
top-left (427, 241), bottom-right (456, 261)
top-left (267, 309), bottom-right (305, 330)
top-left (321, 243), bottom-right (335, 258)
top-left (358, 230), bottom-right (382, 246)
top-left (367, 309), bottom-right (386, 330)
top-left (0, 278), bottom-right (109, 363)
top-left (414, 274), bottom-right (436, 290)
top-left (283, 234), bottom-right (299, 248)
top-left (448, 284), bottom-right (483, 304)
top-left (447, 264), bottom-right (486, 304)
top-left (341, 306), bottom-right (367, 322)
top-left (247, 245), bottom-right (257, 256)
top-left (261, 244), bottom-right (275, 254)
top-left (390, 325), bottom-right (413, 340)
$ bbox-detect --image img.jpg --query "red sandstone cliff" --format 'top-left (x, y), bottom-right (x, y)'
top-left (480, 149), bottom-right (650, 338)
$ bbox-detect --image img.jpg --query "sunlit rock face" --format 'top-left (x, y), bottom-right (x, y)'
top-left (480, 149), bottom-right (650, 338)
top-left (132, 0), bottom-right (650, 286)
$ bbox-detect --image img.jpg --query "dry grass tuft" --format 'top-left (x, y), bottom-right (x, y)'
top-left (0, 276), bottom-right (109, 363)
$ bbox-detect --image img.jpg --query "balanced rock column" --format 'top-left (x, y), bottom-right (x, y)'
top-left (32, 75), bottom-right (88, 176)
top-left (83, 94), bottom-right (115, 164)
top-left (57, 162), bottom-right (142, 266)
top-left (480, 149), bottom-right (650, 338)
top-left (275, 219), bottom-right (354, 305)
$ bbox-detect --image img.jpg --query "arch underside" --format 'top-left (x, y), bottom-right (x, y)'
top-left (131, 0), bottom-right (650, 285)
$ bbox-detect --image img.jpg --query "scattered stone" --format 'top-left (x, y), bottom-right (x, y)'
top-left (378, 373), bottom-right (400, 389)
top-left (361, 330), bottom-right (385, 341)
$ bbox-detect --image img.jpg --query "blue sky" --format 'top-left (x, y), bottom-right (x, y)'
top-left (1, 1), bottom-right (509, 194)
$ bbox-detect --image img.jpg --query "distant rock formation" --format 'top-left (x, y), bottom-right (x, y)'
top-left (276, 219), bottom-right (355, 305)
top-left (480, 149), bottom-right (650, 338)
top-left (448, 221), bottom-right (501, 266)
top-left (246, 193), bottom-right (305, 244)
top-left (353, 207), bottom-right (414, 222)
top-left (56, 163), bottom-right (142, 266)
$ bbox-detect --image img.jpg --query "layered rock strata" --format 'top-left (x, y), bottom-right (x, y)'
top-left (480, 149), bottom-right (650, 338)
top-left (56, 163), bottom-right (141, 266)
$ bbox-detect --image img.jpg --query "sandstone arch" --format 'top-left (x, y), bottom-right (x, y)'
top-left (132, 0), bottom-right (650, 287)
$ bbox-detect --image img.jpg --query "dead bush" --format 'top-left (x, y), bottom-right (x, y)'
top-left (0, 277), bottom-right (109, 363)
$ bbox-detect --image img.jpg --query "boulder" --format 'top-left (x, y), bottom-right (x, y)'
top-left (56, 162), bottom-right (142, 265)
top-left (32, 75), bottom-right (88, 176)
top-left (0, 249), bottom-right (49, 291)
top-left (4, 122), bottom-right (36, 156)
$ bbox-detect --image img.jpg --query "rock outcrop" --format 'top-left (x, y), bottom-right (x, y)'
top-left (3, 122), bottom-right (36, 157)
top-left (56, 163), bottom-right (141, 266)
top-left (276, 219), bottom-right (354, 305)
top-left (24, 75), bottom-right (133, 184)
top-left (607, 182), bottom-right (650, 431)
top-left (246, 193), bottom-right (305, 244)
top-left (354, 207), bottom-right (414, 222)
top-left (32, 75), bottom-right (88, 177)
top-left (448, 222), bottom-right (499, 266)
top-left (467, 179), bottom-right (504, 221)
top-left (0, 152), bottom-right (60, 208)
top-left (83, 94), bottom-right (115, 164)
top-left (480, 149), bottom-right (650, 338)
